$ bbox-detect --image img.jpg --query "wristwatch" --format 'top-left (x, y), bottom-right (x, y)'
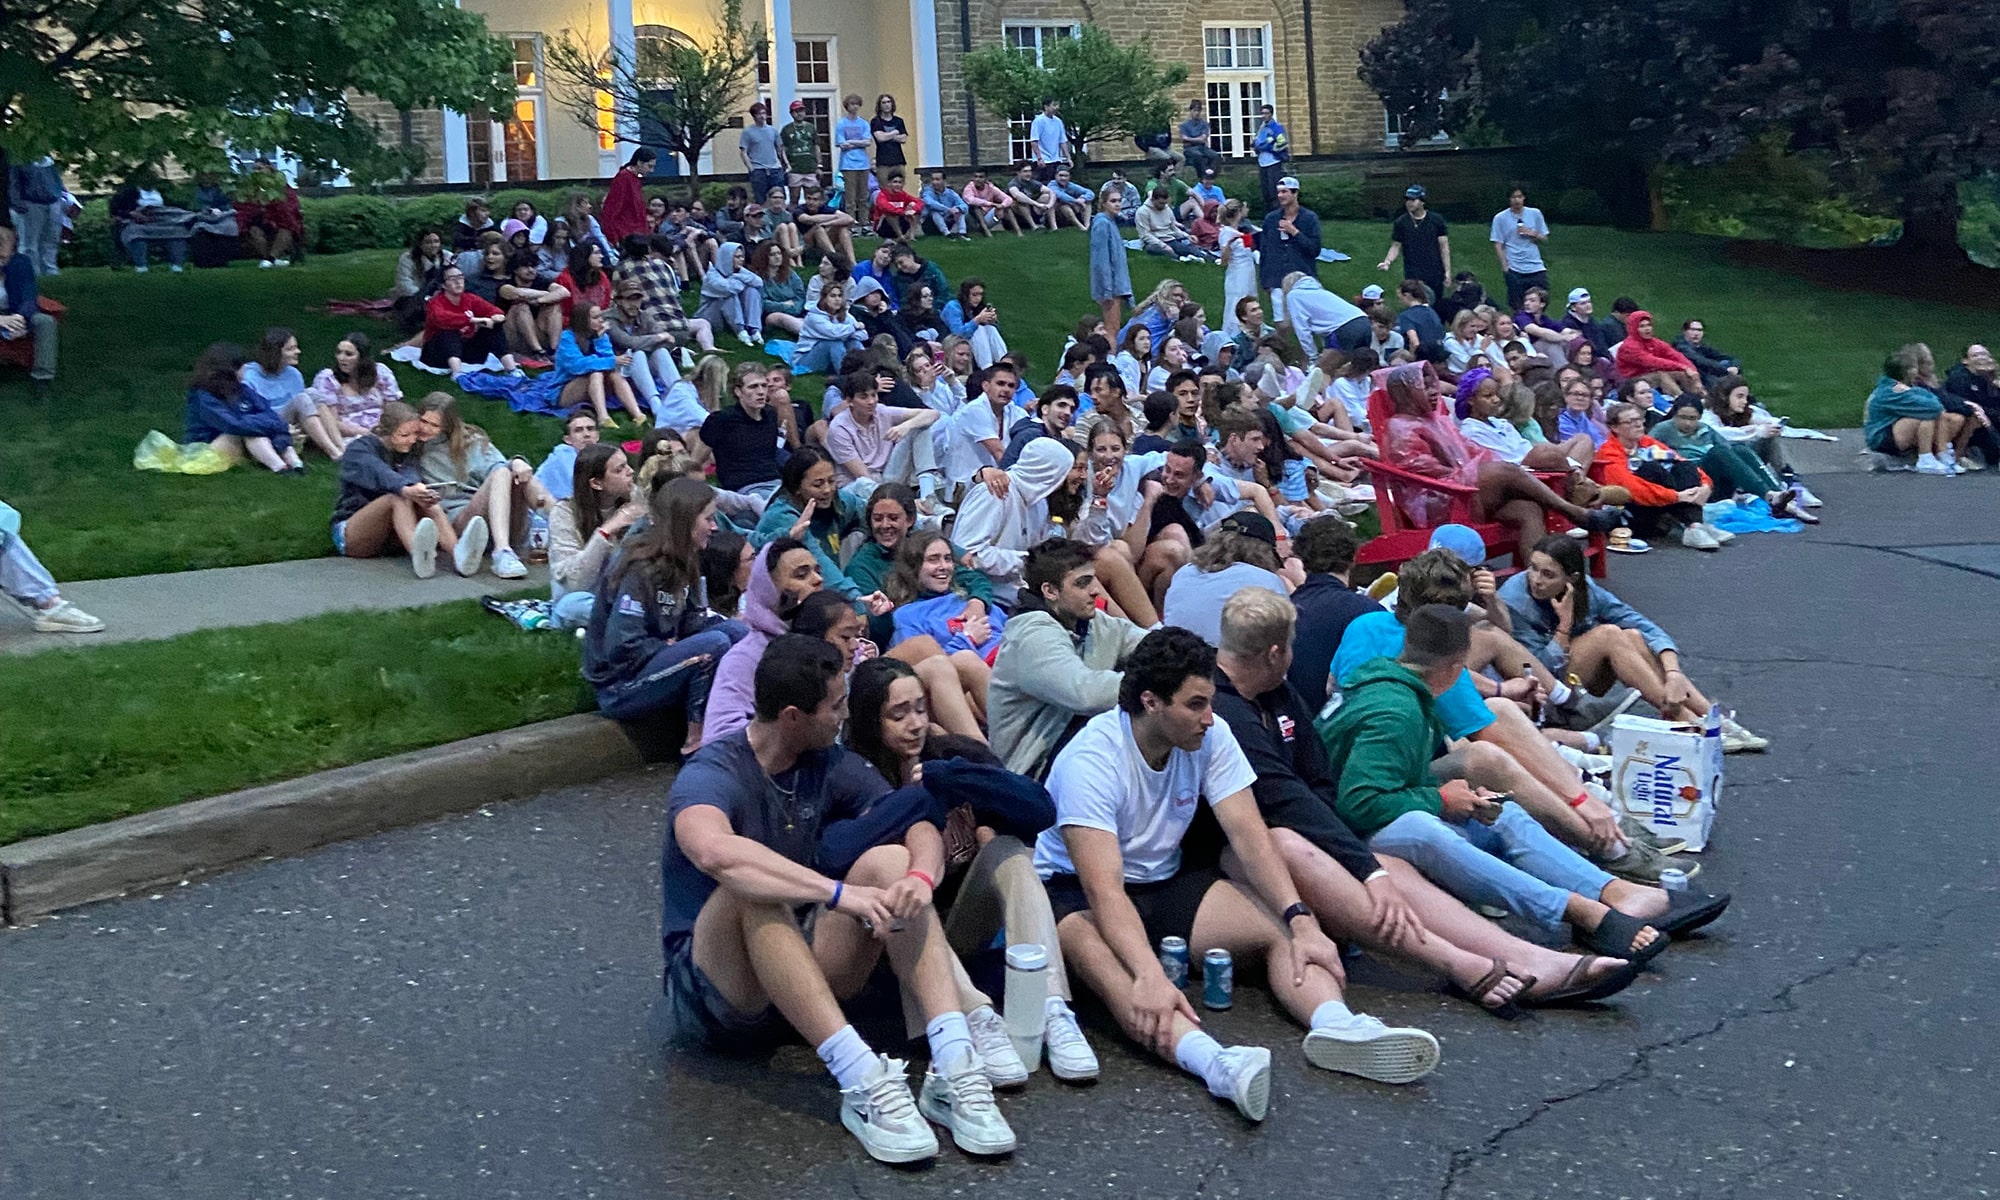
top-left (1281, 902), bottom-right (1313, 927)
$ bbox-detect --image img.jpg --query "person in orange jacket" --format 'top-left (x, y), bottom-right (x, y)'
top-left (1592, 402), bottom-right (1730, 551)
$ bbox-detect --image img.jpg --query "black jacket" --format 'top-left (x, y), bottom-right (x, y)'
top-left (1287, 573), bottom-right (1383, 712)
top-left (1212, 671), bottom-right (1382, 883)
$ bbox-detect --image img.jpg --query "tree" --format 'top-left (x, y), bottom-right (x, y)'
top-left (1360, 0), bottom-right (2000, 259)
top-left (544, 0), bottom-right (762, 193)
top-left (0, 0), bottom-right (516, 185)
top-left (963, 26), bottom-right (1189, 165)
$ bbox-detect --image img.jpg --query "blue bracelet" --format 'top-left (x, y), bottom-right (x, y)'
top-left (827, 880), bottom-right (844, 910)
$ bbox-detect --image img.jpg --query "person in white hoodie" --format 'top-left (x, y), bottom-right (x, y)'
top-left (950, 436), bottom-right (1075, 603)
top-left (695, 241), bottom-right (764, 344)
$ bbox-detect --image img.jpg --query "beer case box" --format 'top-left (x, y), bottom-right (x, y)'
top-left (1608, 710), bottom-right (1723, 852)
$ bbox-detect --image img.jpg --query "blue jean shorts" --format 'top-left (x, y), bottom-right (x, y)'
top-left (662, 933), bottom-right (784, 1049)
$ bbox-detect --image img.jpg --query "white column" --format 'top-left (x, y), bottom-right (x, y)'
top-left (608, 0), bottom-right (639, 171)
top-left (908, 0), bottom-right (943, 168)
top-left (765, 0), bottom-right (796, 115)
top-left (442, 110), bottom-right (470, 184)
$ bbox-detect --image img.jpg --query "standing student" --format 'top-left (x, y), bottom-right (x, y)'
top-left (1257, 177), bottom-right (1319, 324)
top-left (1250, 104), bottom-right (1289, 211)
top-left (1217, 201), bottom-right (1258, 338)
top-left (1488, 186), bottom-right (1550, 310)
top-left (739, 102), bottom-right (787, 204)
top-left (1029, 98), bottom-right (1069, 181)
top-left (1089, 184), bottom-right (1134, 336)
top-left (780, 100), bottom-right (822, 204)
top-left (7, 156), bottom-right (64, 276)
top-left (834, 95), bottom-right (874, 225)
top-left (1378, 185), bottom-right (1450, 304)
top-left (870, 94), bottom-right (909, 178)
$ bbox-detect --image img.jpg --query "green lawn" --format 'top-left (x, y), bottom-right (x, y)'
top-left (4, 229), bottom-right (1993, 581)
top-left (0, 600), bottom-right (587, 844)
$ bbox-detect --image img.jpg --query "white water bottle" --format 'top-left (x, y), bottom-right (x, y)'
top-left (1003, 943), bottom-right (1048, 1072)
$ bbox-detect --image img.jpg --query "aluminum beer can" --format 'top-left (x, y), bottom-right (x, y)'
top-left (1203, 949), bottom-right (1234, 1010)
top-left (1158, 937), bottom-right (1190, 988)
top-left (1658, 868), bottom-right (1689, 893)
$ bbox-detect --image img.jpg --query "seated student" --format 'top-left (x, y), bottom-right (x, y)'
top-left (988, 539), bottom-right (1150, 779)
top-left (885, 531), bottom-right (1004, 709)
top-left (702, 363), bottom-right (791, 502)
top-left (1458, 366), bottom-right (1596, 472)
top-left (1321, 604), bottom-right (1728, 964)
top-left (451, 196), bottom-right (495, 253)
top-left (825, 370), bottom-right (944, 504)
top-left (848, 278), bottom-right (917, 360)
top-left (1002, 385), bottom-right (1080, 467)
top-left (1135, 186), bottom-right (1207, 261)
top-left (1110, 326), bottom-right (1154, 398)
top-left (1214, 590), bottom-right (1641, 1008)
top-left (662, 635), bottom-right (1015, 1164)
top-left (332, 400), bottom-right (480, 577)
top-left (1702, 374), bottom-right (1817, 505)
top-left (616, 233), bottom-right (716, 355)
top-left (1594, 401), bottom-right (1732, 550)
top-left (846, 659), bottom-right (1100, 1080)
top-left (1160, 512), bottom-right (1298, 646)
top-left (749, 242), bottom-right (806, 339)
top-left (1652, 398), bottom-right (1813, 523)
top-left (390, 229), bottom-right (448, 333)
top-left (919, 170), bottom-right (971, 238)
top-left (1036, 627), bottom-right (1443, 1123)
top-left (548, 444), bottom-right (641, 629)
top-left (1554, 373), bottom-right (1612, 448)
top-left (793, 183), bottom-right (859, 268)
top-left (1672, 317), bottom-right (1739, 387)
top-left (1048, 167), bottom-right (1093, 229)
top-left (899, 283), bottom-right (948, 345)
top-left (0, 224), bottom-right (58, 395)
top-left (414, 393), bottom-right (548, 580)
top-left (1865, 348), bottom-right (1964, 476)
top-left (552, 303), bottom-right (647, 430)
top-left (1284, 518), bottom-right (1382, 711)
top-left (871, 170), bottom-right (923, 240)
top-left (184, 342), bottom-right (305, 475)
top-left (940, 278), bottom-right (1009, 371)
top-left (536, 219), bottom-right (575, 281)
top-left (703, 538), bottom-right (828, 744)
top-left (1441, 308), bottom-right (1505, 376)
top-left (1512, 285), bottom-right (1578, 359)
top-left (1005, 163), bottom-right (1058, 234)
top-left (237, 326), bottom-right (327, 455)
top-left (498, 248), bottom-right (570, 360)
top-left (1392, 280), bottom-right (1447, 358)
top-left (1614, 311), bottom-right (1706, 399)
top-left (1100, 168), bottom-right (1142, 226)
top-left (299, 332), bottom-right (401, 461)
top-left (696, 242), bottom-right (765, 346)
top-left (534, 412), bottom-right (601, 501)
top-left (605, 278), bottom-right (684, 417)
top-left (422, 265), bottom-right (520, 378)
top-left (750, 448), bottom-right (891, 611)
top-left (1, 498), bottom-right (105, 633)
top-left (1502, 534), bottom-right (1769, 752)
top-left (1945, 343), bottom-right (2000, 442)
top-left (951, 437), bottom-right (1076, 603)
top-left (957, 169), bottom-right (1006, 236)
top-left (937, 362), bottom-right (1028, 488)
top-left (554, 242), bottom-right (613, 323)
top-left (794, 282), bottom-right (867, 375)
top-left (583, 477), bottom-right (746, 753)
top-left (109, 176), bottom-right (191, 272)
top-left (461, 234), bottom-right (512, 307)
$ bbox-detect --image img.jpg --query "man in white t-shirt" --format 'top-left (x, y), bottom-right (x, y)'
top-left (937, 360), bottom-right (1026, 485)
top-left (1032, 628), bottom-right (1442, 1123)
top-left (1028, 99), bottom-right (1070, 181)
top-left (1488, 186), bottom-right (1550, 310)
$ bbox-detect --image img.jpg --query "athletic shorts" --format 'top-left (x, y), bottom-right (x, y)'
top-left (662, 932), bottom-right (783, 1049)
top-left (1042, 865), bottom-right (1224, 945)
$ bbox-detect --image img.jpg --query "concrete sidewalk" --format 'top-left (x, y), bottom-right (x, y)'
top-left (1, 555), bottom-right (547, 657)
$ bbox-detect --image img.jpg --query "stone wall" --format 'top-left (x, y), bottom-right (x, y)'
top-left (930, 0), bottom-right (1403, 169)
top-left (344, 93), bottom-right (449, 184)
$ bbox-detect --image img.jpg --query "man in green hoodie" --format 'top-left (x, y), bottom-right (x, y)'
top-left (1319, 605), bottom-right (1716, 962)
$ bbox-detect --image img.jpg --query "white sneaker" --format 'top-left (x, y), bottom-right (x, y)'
top-left (1043, 1001), bottom-right (1100, 1081)
top-left (734, 330), bottom-right (754, 345)
top-left (918, 1050), bottom-right (1017, 1156)
top-left (273, 258), bottom-right (291, 268)
top-left (31, 599), bottom-right (106, 633)
top-left (1699, 522), bottom-right (1735, 545)
top-left (1720, 715), bottom-right (1770, 753)
top-left (1205, 1045), bottom-right (1273, 1122)
top-left (490, 545), bottom-right (528, 580)
top-left (453, 516), bottom-right (490, 577)
top-left (169, 263), bottom-right (184, 273)
top-left (259, 259), bottom-right (275, 269)
top-left (1680, 524), bottom-right (1720, 551)
top-left (841, 1056), bottom-right (939, 1163)
top-left (966, 1006), bottom-right (1029, 1088)
top-left (1791, 482), bottom-right (1824, 508)
top-left (1915, 454), bottom-right (1953, 476)
top-left (1302, 1014), bottom-right (1442, 1084)
top-left (133, 264), bottom-right (149, 273)
top-left (410, 517), bottom-right (439, 578)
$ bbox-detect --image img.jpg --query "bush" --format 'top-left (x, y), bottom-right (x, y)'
top-left (1657, 135), bottom-right (1901, 249)
top-left (1295, 171), bottom-right (1368, 221)
top-left (1960, 176), bottom-right (2000, 268)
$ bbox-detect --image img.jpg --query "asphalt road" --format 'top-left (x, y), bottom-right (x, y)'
top-left (4, 468), bottom-right (1996, 1200)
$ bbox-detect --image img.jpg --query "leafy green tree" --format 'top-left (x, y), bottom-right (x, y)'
top-left (1360, 0), bottom-right (2000, 258)
top-left (544, 0), bottom-right (762, 193)
top-left (0, 0), bottom-right (516, 185)
top-left (963, 26), bottom-right (1189, 164)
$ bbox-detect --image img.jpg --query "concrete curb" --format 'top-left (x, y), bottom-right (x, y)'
top-left (0, 713), bottom-right (646, 925)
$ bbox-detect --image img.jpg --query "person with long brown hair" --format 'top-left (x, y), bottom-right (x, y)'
top-left (553, 302), bottom-right (648, 429)
top-left (330, 399), bottom-right (474, 578)
top-left (582, 476), bottom-right (746, 754)
top-left (414, 392), bottom-right (551, 580)
top-left (301, 332), bottom-right (402, 460)
top-left (548, 443), bottom-right (641, 629)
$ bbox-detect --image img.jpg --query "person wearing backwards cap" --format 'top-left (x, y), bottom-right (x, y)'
top-left (1159, 510), bottom-right (1300, 648)
top-left (779, 100), bottom-right (822, 206)
top-left (1379, 185), bottom-right (1451, 305)
top-left (1556, 288), bottom-right (1612, 359)
top-left (1257, 176), bottom-right (1320, 325)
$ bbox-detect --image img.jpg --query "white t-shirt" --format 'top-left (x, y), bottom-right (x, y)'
top-left (938, 397), bottom-right (1012, 480)
top-left (1460, 414), bottom-right (1532, 463)
top-left (1033, 709), bottom-right (1258, 883)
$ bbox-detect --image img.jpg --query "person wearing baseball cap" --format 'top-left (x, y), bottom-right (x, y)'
top-left (1159, 507), bottom-right (1296, 649)
top-left (1557, 287), bottom-right (1612, 358)
top-left (778, 99), bottom-right (820, 205)
top-left (1258, 173), bottom-right (1320, 324)
top-left (1359, 284), bottom-right (1386, 304)
top-left (1378, 184), bottom-right (1450, 304)
top-left (739, 101), bottom-right (787, 211)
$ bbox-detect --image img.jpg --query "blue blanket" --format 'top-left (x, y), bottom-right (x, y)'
top-left (1704, 496), bottom-right (1804, 535)
top-left (455, 370), bottom-right (573, 417)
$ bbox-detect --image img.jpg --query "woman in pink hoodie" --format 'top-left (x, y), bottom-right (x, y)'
top-left (700, 537), bottom-right (824, 745)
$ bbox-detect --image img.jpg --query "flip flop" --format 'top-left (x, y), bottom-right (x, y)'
top-left (1447, 957), bottom-right (1535, 1017)
top-left (1521, 958), bottom-right (1641, 1007)
top-left (1658, 892), bottom-right (1732, 939)
top-left (1573, 908), bottom-right (1670, 965)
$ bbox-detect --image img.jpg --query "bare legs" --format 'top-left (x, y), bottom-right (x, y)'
top-left (457, 465), bottom-right (550, 554)
top-left (1093, 542), bottom-right (1160, 627)
top-left (559, 370), bottom-right (645, 425)
top-left (888, 636), bottom-right (988, 742)
top-left (1567, 624), bottom-right (1711, 720)
top-left (208, 433), bottom-right (302, 473)
top-left (338, 492), bottom-right (457, 561)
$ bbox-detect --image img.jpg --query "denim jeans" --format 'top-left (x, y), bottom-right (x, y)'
top-left (594, 624), bottom-right (742, 723)
top-left (622, 346), bottom-right (681, 412)
top-left (0, 527), bottom-right (60, 608)
top-left (551, 589), bottom-right (596, 631)
top-left (1368, 803), bottom-right (1613, 932)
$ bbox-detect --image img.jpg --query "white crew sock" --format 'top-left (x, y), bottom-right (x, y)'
top-left (1309, 999), bottom-right (1356, 1030)
top-left (925, 1011), bottom-right (974, 1072)
top-left (1174, 1028), bottom-right (1224, 1083)
top-left (1547, 680), bottom-right (1573, 707)
top-left (1044, 993), bottom-right (1075, 1019)
top-left (817, 1024), bottom-right (877, 1090)
top-left (1580, 731), bottom-right (1604, 754)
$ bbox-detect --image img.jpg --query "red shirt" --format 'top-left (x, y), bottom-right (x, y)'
top-left (872, 187), bottom-right (921, 219)
top-left (425, 289), bottom-right (503, 338)
top-left (555, 269), bottom-right (613, 320)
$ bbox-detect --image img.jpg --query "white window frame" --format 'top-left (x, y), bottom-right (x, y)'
top-left (503, 35), bottom-right (547, 182)
top-left (1200, 23), bottom-right (1273, 160)
top-left (1002, 22), bottom-right (1079, 163)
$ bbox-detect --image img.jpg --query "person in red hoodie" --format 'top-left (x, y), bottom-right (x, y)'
top-left (871, 169), bottom-right (923, 240)
top-left (422, 265), bottom-right (520, 377)
top-left (1593, 402), bottom-right (1730, 551)
top-left (599, 148), bottom-right (656, 249)
top-left (1613, 310), bottom-right (1705, 400)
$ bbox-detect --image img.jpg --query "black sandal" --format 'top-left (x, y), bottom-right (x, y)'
top-left (1573, 909), bottom-right (1670, 965)
top-left (1521, 958), bottom-right (1640, 1007)
top-left (1658, 892), bottom-right (1732, 939)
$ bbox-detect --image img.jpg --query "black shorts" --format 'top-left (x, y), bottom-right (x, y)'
top-left (1042, 865), bottom-right (1225, 945)
top-left (662, 932), bottom-right (784, 1049)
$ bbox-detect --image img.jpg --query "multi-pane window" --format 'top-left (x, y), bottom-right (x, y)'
top-left (1202, 24), bottom-right (1273, 158)
top-left (470, 37), bottom-right (544, 182)
top-left (1003, 22), bottom-right (1079, 162)
top-left (1202, 26), bottom-right (1268, 70)
top-left (795, 39), bottom-right (831, 85)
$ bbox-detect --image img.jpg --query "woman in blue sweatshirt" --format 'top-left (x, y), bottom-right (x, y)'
top-left (182, 342), bottom-right (304, 473)
top-left (552, 302), bottom-right (648, 430)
